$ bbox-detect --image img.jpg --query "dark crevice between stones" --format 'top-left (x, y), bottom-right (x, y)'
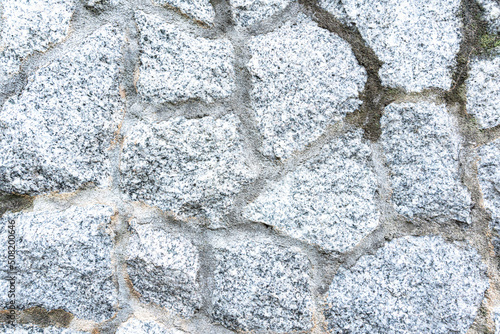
top-left (0, 192), bottom-right (33, 218)
top-left (1, 307), bottom-right (75, 328)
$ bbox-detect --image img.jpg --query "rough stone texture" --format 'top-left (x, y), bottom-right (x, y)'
top-left (248, 14), bottom-right (366, 159)
top-left (494, 307), bottom-right (500, 334)
top-left (0, 206), bottom-right (117, 322)
top-left (477, 0), bottom-right (500, 33)
top-left (0, 325), bottom-right (87, 334)
top-left (244, 129), bottom-right (380, 253)
top-left (323, 0), bottom-right (462, 92)
top-left (0, 0), bottom-right (74, 78)
top-left (212, 241), bottom-right (313, 332)
top-left (325, 236), bottom-right (489, 334)
top-left (478, 138), bottom-right (500, 234)
top-left (116, 318), bottom-right (183, 334)
top-left (126, 220), bottom-right (201, 317)
top-left (135, 11), bottom-right (235, 104)
top-left (152, 0), bottom-right (215, 25)
top-left (380, 102), bottom-right (472, 223)
top-left (466, 51), bottom-right (500, 129)
top-left (0, 25), bottom-right (124, 195)
top-left (230, 0), bottom-right (291, 27)
top-left (120, 114), bottom-right (257, 223)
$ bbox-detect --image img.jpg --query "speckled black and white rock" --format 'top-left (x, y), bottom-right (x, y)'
top-left (244, 130), bottom-right (380, 253)
top-left (477, 0), bottom-right (500, 33)
top-left (380, 102), bottom-right (472, 223)
top-left (135, 11), bottom-right (235, 104)
top-left (152, 0), bottom-right (215, 24)
top-left (0, 25), bottom-right (125, 195)
top-left (248, 14), bottom-right (366, 159)
top-left (116, 318), bottom-right (183, 334)
top-left (119, 114), bottom-right (257, 224)
top-left (0, 324), bottom-right (88, 334)
top-left (0, 0), bottom-right (75, 78)
top-left (325, 236), bottom-right (488, 334)
top-left (478, 138), bottom-right (500, 234)
top-left (230, 0), bottom-right (292, 27)
top-left (0, 206), bottom-right (117, 322)
top-left (212, 241), bottom-right (313, 332)
top-left (323, 0), bottom-right (462, 92)
top-left (126, 220), bottom-right (201, 317)
top-left (466, 51), bottom-right (500, 128)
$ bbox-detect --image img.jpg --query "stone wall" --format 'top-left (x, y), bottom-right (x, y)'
top-left (0, 0), bottom-right (499, 333)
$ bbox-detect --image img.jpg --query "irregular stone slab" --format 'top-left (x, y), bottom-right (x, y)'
top-left (324, 0), bottom-right (462, 92)
top-left (244, 129), bottom-right (380, 253)
top-left (0, 25), bottom-right (125, 195)
top-left (477, 0), bottom-right (500, 33)
top-left (325, 236), bottom-right (488, 334)
top-left (120, 114), bottom-right (257, 224)
top-left (126, 220), bottom-right (201, 317)
top-left (152, 0), bottom-right (215, 25)
top-left (466, 52), bottom-right (500, 128)
top-left (0, 324), bottom-right (87, 334)
top-left (135, 11), bottom-right (235, 104)
top-left (0, 206), bottom-right (117, 322)
top-left (248, 14), bottom-right (366, 159)
top-left (0, 0), bottom-right (74, 78)
top-left (230, 0), bottom-right (291, 27)
top-left (212, 241), bottom-right (313, 332)
top-left (117, 318), bottom-right (183, 334)
top-left (380, 102), bottom-right (472, 222)
top-left (478, 138), bottom-right (500, 236)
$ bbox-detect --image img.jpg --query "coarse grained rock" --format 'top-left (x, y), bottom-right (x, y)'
top-left (477, 0), bottom-right (500, 33)
top-left (380, 102), bottom-right (472, 223)
top-left (325, 236), bottom-right (488, 334)
top-left (152, 0), bottom-right (215, 25)
top-left (126, 220), bottom-right (201, 317)
top-left (0, 0), bottom-right (75, 78)
top-left (0, 324), bottom-right (87, 334)
top-left (244, 129), bottom-right (380, 253)
top-left (478, 138), bottom-right (500, 241)
top-left (247, 14), bottom-right (366, 159)
top-left (0, 206), bottom-right (117, 322)
top-left (212, 241), bottom-right (313, 332)
top-left (135, 11), bottom-right (235, 104)
top-left (116, 318), bottom-right (184, 334)
top-left (322, 0), bottom-right (462, 92)
top-left (0, 25), bottom-right (125, 195)
top-left (119, 114), bottom-right (257, 224)
top-left (466, 50), bottom-right (500, 128)
top-left (230, 0), bottom-right (291, 27)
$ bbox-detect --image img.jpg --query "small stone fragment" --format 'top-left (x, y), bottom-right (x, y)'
top-left (325, 236), bottom-right (488, 334)
top-left (466, 51), bottom-right (500, 128)
top-left (116, 318), bottom-right (184, 334)
top-left (0, 25), bottom-right (125, 195)
top-left (478, 138), bottom-right (500, 236)
top-left (230, 0), bottom-right (291, 27)
top-left (0, 0), bottom-right (75, 78)
top-left (248, 14), bottom-right (366, 159)
top-left (126, 220), bottom-right (201, 317)
top-left (0, 206), bottom-right (117, 322)
top-left (135, 11), bottom-right (235, 104)
top-left (152, 0), bottom-right (215, 25)
top-left (380, 102), bottom-right (471, 222)
top-left (212, 241), bottom-right (313, 332)
top-left (477, 0), bottom-right (500, 33)
top-left (119, 114), bottom-right (257, 224)
top-left (244, 129), bottom-right (380, 253)
top-left (0, 324), bottom-right (87, 334)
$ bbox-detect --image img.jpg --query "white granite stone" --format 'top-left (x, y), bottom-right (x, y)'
top-left (478, 138), bottom-right (500, 233)
top-left (230, 0), bottom-right (291, 27)
top-left (152, 0), bottom-right (215, 25)
top-left (116, 318), bottom-right (183, 334)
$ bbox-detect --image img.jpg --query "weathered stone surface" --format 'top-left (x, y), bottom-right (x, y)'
top-left (325, 236), bottom-right (488, 334)
top-left (466, 51), bottom-right (500, 129)
top-left (230, 0), bottom-right (291, 27)
top-left (323, 0), bottom-right (462, 92)
top-left (248, 14), bottom-right (366, 159)
top-left (244, 129), bottom-right (380, 253)
top-left (0, 325), bottom-right (87, 334)
top-left (0, 0), bottom-right (74, 78)
top-left (0, 25), bottom-right (125, 195)
top-left (152, 0), bottom-right (215, 25)
top-left (380, 102), bottom-right (472, 223)
top-left (120, 114), bottom-right (257, 223)
top-left (212, 241), bottom-right (313, 332)
top-left (477, 0), bottom-right (500, 33)
top-left (116, 318), bottom-right (183, 334)
top-left (0, 206), bottom-right (117, 322)
top-left (478, 138), bottom-right (500, 233)
top-left (135, 11), bottom-right (235, 104)
top-left (126, 220), bottom-right (201, 317)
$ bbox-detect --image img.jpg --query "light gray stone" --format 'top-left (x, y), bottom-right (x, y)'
top-left (0, 0), bottom-right (75, 78)
top-left (248, 14), bottom-right (366, 159)
top-left (119, 114), bottom-right (257, 224)
top-left (325, 0), bottom-right (462, 92)
top-left (0, 25), bottom-right (125, 195)
top-left (116, 318), bottom-right (183, 334)
top-left (325, 236), bottom-right (488, 334)
top-left (477, 0), bottom-right (500, 33)
top-left (0, 206), bottom-right (117, 322)
top-left (135, 11), bottom-right (235, 104)
top-left (212, 241), bottom-right (313, 332)
top-left (230, 0), bottom-right (291, 27)
top-left (478, 138), bottom-right (500, 232)
top-left (466, 51), bottom-right (500, 128)
top-left (380, 102), bottom-right (472, 223)
top-left (126, 220), bottom-right (201, 317)
top-left (152, 0), bottom-right (215, 25)
top-left (0, 325), bottom-right (87, 334)
top-left (244, 129), bottom-right (380, 253)
top-left (494, 307), bottom-right (500, 334)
